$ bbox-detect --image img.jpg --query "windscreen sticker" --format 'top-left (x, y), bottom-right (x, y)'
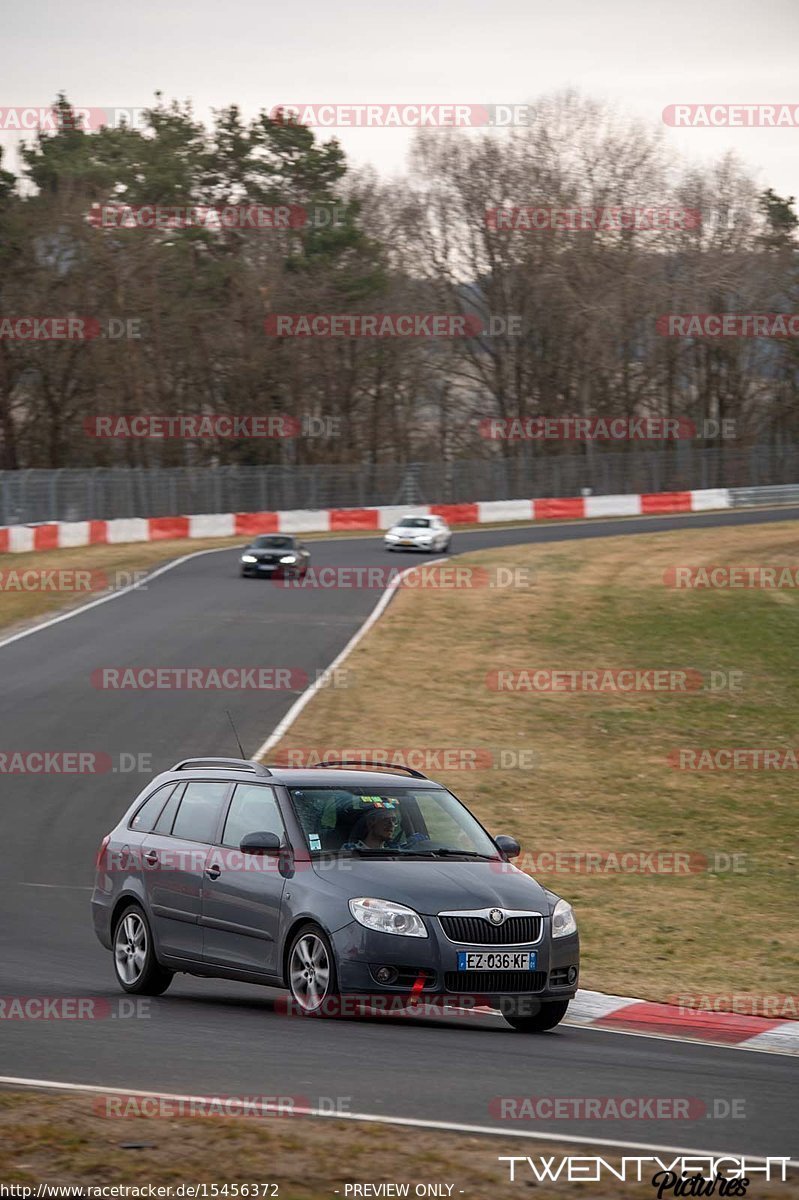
top-left (308, 833), bottom-right (322, 850)
top-left (359, 796), bottom-right (398, 808)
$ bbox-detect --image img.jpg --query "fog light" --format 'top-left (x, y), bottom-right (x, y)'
top-left (567, 966), bottom-right (578, 984)
top-left (375, 966), bottom-right (397, 984)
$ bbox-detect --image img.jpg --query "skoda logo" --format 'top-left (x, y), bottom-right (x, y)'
top-left (488, 908), bottom-right (505, 925)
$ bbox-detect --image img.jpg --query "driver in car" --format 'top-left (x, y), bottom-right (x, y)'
top-left (342, 801), bottom-right (429, 851)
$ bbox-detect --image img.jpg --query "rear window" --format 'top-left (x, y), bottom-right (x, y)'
top-left (129, 783), bottom-right (177, 833)
top-left (153, 784), bottom-right (185, 834)
top-left (171, 781), bottom-right (230, 843)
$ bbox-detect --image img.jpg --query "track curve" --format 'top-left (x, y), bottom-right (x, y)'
top-left (1, 505), bottom-right (798, 1158)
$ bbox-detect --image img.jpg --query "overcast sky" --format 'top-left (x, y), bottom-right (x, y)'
top-left (3, 0), bottom-right (798, 198)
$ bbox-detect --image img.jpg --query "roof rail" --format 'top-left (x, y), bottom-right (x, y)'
top-left (172, 757), bottom-right (272, 777)
top-left (309, 758), bottom-right (428, 781)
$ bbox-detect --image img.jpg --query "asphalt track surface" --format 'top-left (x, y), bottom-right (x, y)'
top-left (1, 505), bottom-right (798, 1159)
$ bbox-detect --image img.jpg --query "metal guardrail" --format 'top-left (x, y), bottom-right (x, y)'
top-left (3, 446), bottom-right (799, 525)
top-left (729, 484), bottom-right (799, 507)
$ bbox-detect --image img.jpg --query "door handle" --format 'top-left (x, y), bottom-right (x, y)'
top-left (143, 850), bottom-right (158, 866)
top-left (206, 864), bottom-right (222, 879)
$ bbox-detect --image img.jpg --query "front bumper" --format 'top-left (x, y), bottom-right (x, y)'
top-left (385, 538), bottom-right (435, 551)
top-left (331, 916), bottom-right (579, 1002)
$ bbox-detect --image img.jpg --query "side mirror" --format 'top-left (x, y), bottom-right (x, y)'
top-left (240, 831), bottom-right (281, 854)
top-left (495, 835), bottom-right (521, 860)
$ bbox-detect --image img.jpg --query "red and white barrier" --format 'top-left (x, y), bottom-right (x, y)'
top-left (0, 488), bottom-right (732, 554)
top-left (568, 989), bottom-right (799, 1052)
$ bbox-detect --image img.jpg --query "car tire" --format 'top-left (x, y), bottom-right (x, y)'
top-left (287, 924), bottom-right (340, 1017)
top-left (499, 997), bottom-right (569, 1032)
top-left (113, 904), bottom-right (173, 996)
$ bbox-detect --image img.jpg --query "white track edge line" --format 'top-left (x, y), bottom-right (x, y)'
top-left (0, 1076), bottom-right (795, 1164)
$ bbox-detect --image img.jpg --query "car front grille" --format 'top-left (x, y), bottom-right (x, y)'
top-left (444, 971), bottom-right (546, 994)
top-left (439, 915), bottom-right (542, 945)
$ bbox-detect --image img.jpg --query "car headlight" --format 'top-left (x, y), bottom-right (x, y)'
top-left (551, 898), bottom-right (577, 938)
top-left (279, 555), bottom-right (297, 564)
top-left (385, 533), bottom-right (399, 541)
top-left (349, 897), bottom-right (428, 938)
top-left (241, 554), bottom-right (257, 563)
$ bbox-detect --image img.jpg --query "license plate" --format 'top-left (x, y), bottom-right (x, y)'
top-left (257, 563), bottom-right (275, 570)
top-left (457, 951), bottom-right (537, 971)
top-left (400, 540), bottom-right (415, 546)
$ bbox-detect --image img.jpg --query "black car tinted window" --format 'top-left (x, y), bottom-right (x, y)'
top-left (152, 783), bottom-right (185, 834)
top-left (130, 783), bottom-right (177, 833)
top-left (222, 784), bottom-right (284, 848)
top-left (171, 781), bottom-right (230, 843)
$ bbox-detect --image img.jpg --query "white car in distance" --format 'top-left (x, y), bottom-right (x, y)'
top-left (384, 514), bottom-right (452, 553)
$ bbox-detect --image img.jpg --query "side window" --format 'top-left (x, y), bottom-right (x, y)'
top-left (130, 783), bottom-right (177, 833)
top-left (222, 784), bottom-right (285, 849)
top-left (171, 781), bottom-right (230, 843)
top-left (152, 783), bottom-right (185, 834)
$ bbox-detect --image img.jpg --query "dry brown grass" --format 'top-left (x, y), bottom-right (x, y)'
top-left (267, 523), bottom-right (799, 1002)
top-left (1, 1091), bottom-right (795, 1197)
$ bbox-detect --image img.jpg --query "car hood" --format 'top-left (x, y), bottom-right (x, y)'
top-left (312, 858), bottom-right (552, 915)
top-left (390, 526), bottom-right (431, 535)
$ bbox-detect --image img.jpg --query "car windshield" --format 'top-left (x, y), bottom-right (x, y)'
top-left (398, 518), bottom-right (430, 528)
top-left (252, 536), bottom-right (294, 549)
top-left (288, 785), bottom-right (500, 857)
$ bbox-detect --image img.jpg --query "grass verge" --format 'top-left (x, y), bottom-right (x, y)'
top-left (1, 1091), bottom-right (794, 1196)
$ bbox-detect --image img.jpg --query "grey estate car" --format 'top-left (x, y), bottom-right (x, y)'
top-left (92, 758), bottom-right (579, 1032)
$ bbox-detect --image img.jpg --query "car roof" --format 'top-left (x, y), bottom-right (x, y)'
top-left (150, 765), bottom-right (443, 790)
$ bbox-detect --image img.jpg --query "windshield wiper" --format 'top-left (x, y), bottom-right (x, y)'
top-left (427, 849), bottom-right (498, 860)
